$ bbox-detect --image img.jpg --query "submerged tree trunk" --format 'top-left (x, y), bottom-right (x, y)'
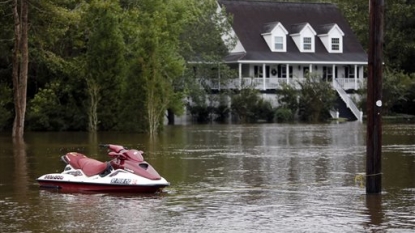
top-left (87, 79), bottom-right (100, 132)
top-left (145, 51), bottom-right (170, 137)
top-left (12, 0), bottom-right (29, 139)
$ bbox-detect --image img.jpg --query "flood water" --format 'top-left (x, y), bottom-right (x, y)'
top-left (0, 122), bottom-right (414, 232)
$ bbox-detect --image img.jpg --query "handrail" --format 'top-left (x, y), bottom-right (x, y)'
top-left (333, 80), bottom-right (363, 122)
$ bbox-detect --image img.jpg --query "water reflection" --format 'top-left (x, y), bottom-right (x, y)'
top-left (365, 194), bottom-right (384, 231)
top-left (12, 138), bottom-right (29, 200)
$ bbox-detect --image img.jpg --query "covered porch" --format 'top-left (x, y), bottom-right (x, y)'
top-left (211, 62), bottom-right (366, 91)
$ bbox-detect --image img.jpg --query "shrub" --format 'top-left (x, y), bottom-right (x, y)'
top-left (275, 107), bottom-right (294, 122)
top-left (297, 74), bottom-right (336, 122)
top-left (231, 88), bottom-right (274, 123)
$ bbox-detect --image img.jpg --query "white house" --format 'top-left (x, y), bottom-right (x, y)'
top-left (214, 0), bottom-right (367, 121)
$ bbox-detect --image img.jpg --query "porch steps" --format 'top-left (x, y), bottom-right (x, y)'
top-left (332, 80), bottom-right (363, 122)
top-left (335, 94), bottom-right (357, 121)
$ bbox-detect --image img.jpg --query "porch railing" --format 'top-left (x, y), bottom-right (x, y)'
top-left (207, 77), bottom-right (363, 91)
top-left (333, 79), bottom-right (363, 122)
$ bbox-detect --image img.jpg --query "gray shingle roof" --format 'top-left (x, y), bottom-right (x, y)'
top-left (290, 23), bottom-right (309, 35)
top-left (219, 0), bottom-right (367, 64)
top-left (316, 23), bottom-right (338, 35)
top-left (262, 21), bottom-right (281, 34)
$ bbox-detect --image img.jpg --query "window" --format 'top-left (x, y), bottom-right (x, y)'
top-left (303, 67), bottom-right (310, 76)
top-left (323, 66), bottom-right (333, 81)
top-left (345, 65), bottom-right (355, 78)
top-left (303, 37), bottom-right (312, 50)
top-left (254, 65), bottom-right (270, 78)
top-left (274, 36), bottom-right (283, 50)
top-left (277, 65), bottom-right (293, 78)
top-left (332, 38), bottom-right (340, 51)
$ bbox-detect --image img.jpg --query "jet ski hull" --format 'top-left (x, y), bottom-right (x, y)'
top-left (37, 166), bottom-right (170, 193)
top-left (37, 179), bottom-right (169, 193)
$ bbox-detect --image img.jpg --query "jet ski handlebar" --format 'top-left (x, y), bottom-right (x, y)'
top-left (100, 144), bottom-right (144, 161)
top-left (99, 144), bottom-right (127, 153)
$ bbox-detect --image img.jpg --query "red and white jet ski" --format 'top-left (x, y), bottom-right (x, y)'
top-left (37, 144), bottom-right (169, 193)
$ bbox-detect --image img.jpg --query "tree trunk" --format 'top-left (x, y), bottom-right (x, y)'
top-left (12, 0), bottom-right (29, 139)
top-left (87, 79), bottom-right (100, 132)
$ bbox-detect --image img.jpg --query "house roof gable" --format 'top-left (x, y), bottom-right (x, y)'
top-left (290, 23), bottom-right (316, 36)
top-left (317, 23), bottom-right (345, 36)
top-left (262, 21), bottom-right (288, 35)
top-left (219, 0), bottom-right (367, 63)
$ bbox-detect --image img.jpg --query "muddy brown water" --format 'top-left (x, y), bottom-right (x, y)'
top-left (0, 122), bottom-right (414, 232)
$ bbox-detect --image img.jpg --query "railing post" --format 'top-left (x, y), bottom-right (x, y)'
top-left (262, 64), bottom-right (266, 90)
top-left (239, 63), bottom-right (242, 90)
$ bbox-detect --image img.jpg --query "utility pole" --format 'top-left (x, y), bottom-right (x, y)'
top-left (366, 0), bottom-right (384, 194)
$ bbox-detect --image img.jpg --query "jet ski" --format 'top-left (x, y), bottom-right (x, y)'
top-left (36, 144), bottom-right (169, 193)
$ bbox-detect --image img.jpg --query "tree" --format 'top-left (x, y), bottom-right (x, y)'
top-left (178, 0), bottom-right (236, 123)
top-left (83, 0), bottom-right (126, 132)
top-left (231, 86), bottom-right (274, 123)
top-left (298, 74), bottom-right (336, 122)
top-left (337, 0), bottom-right (415, 73)
top-left (275, 83), bottom-right (299, 122)
top-left (0, 2), bottom-right (14, 130)
top-left (25, 0), bottom-right (89, 131)
top-left (382, 1), bottom-right (415, 73)
top-left (12, 0), bottom-right (29, 139)
top-left (123, 0), bottom-right (203, 136)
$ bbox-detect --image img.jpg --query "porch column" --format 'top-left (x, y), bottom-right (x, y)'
top-left (360, 65), bottom-right (364, 88)
top-left (238, 63), bottom-right (242, 90)
top-left (309, 64), bottom-right (313, 73)
top-left (286, 64), bottom-right (289, 84)
top-left (218, 63), bottom-right (221, 90)
top-left (332, 64), bottom-right (336, 85)
top-left (263, 63), bottom-right (266, 90)
top-left (354, 64), bottom-right (358, 90)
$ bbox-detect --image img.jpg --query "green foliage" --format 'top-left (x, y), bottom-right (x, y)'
top-left (382, 1), bottom-right (415, 73)
top-left (275, 107), bottom-right (294, 122)
top-left (382, 69), bottom-right (412, 115)
top-left (297, 74), bottom-right (336, 122)
top-left (179, 0), bottom-right (235, 61)
top-left (188, 105), bottom-right (215, 123)
top-left (27, 81), bottom-right (87, 131)
top-left (179, 0), bottom-right (237, 121)
top-left (335, 0), bottom-right (369, 51)
top-left (337, 0), bottom-right (415, 73)
top-left (116, 64), bottom-right (147, 132)
top-left (0, 84), bottom-right (13, 130)
top-left (278, 83), bottom-right (299, 114)
top-left (254, 99), bottom-right (274, 122)
top-left (128, 0), bottom-right (197, 135)
top-left (4, 0), bottom-right (415, 132)
top-left (214, 103), bottom-right (231, 122)
top-left (398, 74), bottom-right (415, 115)
top-left (275, 83), bottom-right (298, 122)
top-left (27, 85), bottom-right (62, 131)
top-left (231, 88), bottom-right (274, 123)
top-left (358, 69), bottom-right (414, 116)
top-left (188, 97), bottom-right (230, 123)
top-left (83, 0), bottom-right (126, 131)
top-left (0, 1), bottom-right (14, 87)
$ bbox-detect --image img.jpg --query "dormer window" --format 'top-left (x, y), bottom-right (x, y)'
top-left (290, 23), bottom-right (316, 53)
top-left (274, 36), bottom-right (284, 50)
top-left (262, 21), bottom-right (288, 52)
top-left (317, 24), bottom-right (344, 53)
top-left (331, 38), bottom-right (340, 51)
top-left (303, 37), bottom-right (312, 50)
